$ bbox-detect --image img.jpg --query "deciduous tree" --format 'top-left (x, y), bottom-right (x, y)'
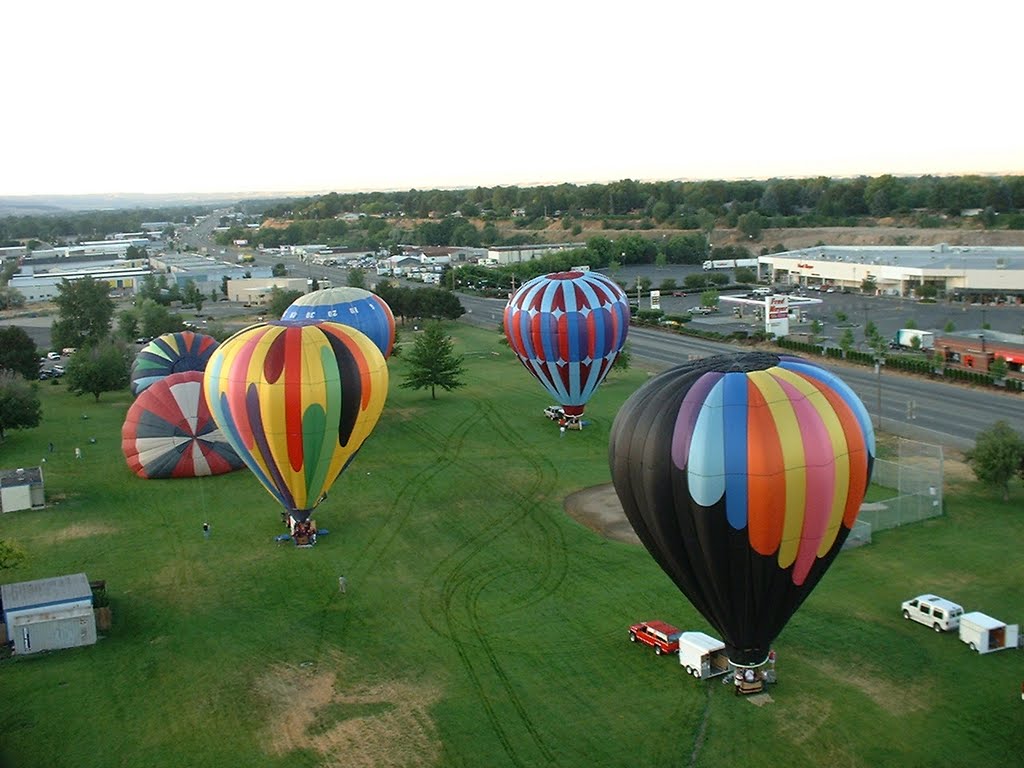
top-left (51, 276), bottom-right (114, 349)
top-left (966, 420), bottom-right (1024, 501)
top-left (63, 341), bottom-right (130, 402)
top-left (0, 370), bottom-right (42, 441)
top-left (0, 326), bottom-right (39, 379)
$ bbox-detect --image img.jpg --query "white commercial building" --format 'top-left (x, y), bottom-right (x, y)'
top-left (759, 244), bottom-right (1024, 300)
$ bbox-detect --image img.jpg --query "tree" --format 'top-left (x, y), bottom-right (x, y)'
top-left (63, 341), bottom-right (130, 402)
top-left (267, 287), bottom-right (305, 318)
top-left (0, 285), bottom-right (25, 310)
top-left (399, 322), bottom-right (466, 400)
top-left (0, 538), bottom-right (25, 570)
top-left (809, 319), bottom-right (824, 344)
top-left (861, 277), bottom-right (877, 294)
top-left (966, 420), bottom-right (1024, 501)
top-left (0, 326), bottom-right (39, 379)
top-left (272, 262), bottom-right (287, 277)
top-left (183, 279), bottom-right (205, 312)
top-left (989, 356), bottom-right (1009, 382)
top-left (51, 277), bottom-right (114, 350)
top-left (700, 289), bottom-right (719, 309)
top-left (735, 267), bottom-right (756, 284)
top-left (347, 267), bottom-right (367, 290)
top-left (0, 370), bottom-right (42, 441)
top-left (944, 320), bottom-right (956, 333)
top-left (839, 328), bottom-right (855, 358)
top-left (737, 211), bottom-right (764, 240)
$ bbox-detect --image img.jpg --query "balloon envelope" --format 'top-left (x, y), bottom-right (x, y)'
top-left (503, 270), bottom-right (629, 416)
top-left (281, 287), bottom-right (396, 359)
top-left (131, 331), bottom-right (220, 396)
top-left (121, 371), bottom-right (245, 478)
top-left (609, 352), bottom-right (874, 666)
top-left (203, 321), bottom-right (389, 521)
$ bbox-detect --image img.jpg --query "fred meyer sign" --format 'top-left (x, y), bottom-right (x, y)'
top-left (765, 295), bottom-right (789, 337)
top-left (649, 290), bottom-right (661, 310)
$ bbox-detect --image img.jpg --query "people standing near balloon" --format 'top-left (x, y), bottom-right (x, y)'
top-left (609, 352), bottom-right (874, 677)
top-left (504, 270), bottom-right (629, 423)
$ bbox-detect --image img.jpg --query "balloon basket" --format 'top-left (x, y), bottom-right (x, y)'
top-left (279, 514), bottom-right (319, 547)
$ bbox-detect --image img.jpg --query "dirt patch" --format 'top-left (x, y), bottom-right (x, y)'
top-left (812, 659), bottom-right (927, 717)
top-left (51, 522), bottom-right (118, 541)
top-left (564, 485), bottom-right (639, 545)
top-left (256, 653), bottom-right (443, 768)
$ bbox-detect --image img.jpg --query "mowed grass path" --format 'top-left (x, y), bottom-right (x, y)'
top-left (0, 323), bottom-right (1022, 768)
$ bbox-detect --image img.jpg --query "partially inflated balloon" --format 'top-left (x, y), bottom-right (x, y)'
top-left (281, 287), bottom-right (395, 359)
top-left (121, 371), bottom-right (245, 478)
top-left (609, 352), bottom-right (874, 666)
top-left (131, 331), bottom-right (219, 396)
top-left (203, 321), bottom-right (388, 522)
top-left (504, 270), bottom-right (629, 416)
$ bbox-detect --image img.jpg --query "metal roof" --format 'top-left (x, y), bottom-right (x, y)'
top-left (0, 466), bottom-right (43, 488)
top-left (770, 245), bottom-right (1024, 271)
top-left (1, 573), bottom-right (91, 612)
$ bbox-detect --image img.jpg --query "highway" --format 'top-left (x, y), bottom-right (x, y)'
top-left (456, 292), bottom-right (1021, 452)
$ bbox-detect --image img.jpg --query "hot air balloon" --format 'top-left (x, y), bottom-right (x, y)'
top-left (281, 287), bottom-right (396, 359)
top-left (121, 371), bottom-right (245, 478)
top-left (130, 331), bottom-right (220, 396)
top-left (503, 270), bottom-right (629, 418)
top-left (608, 352), bottom-right (874, 669)
top-left (203, 320), bottom-right (388, 523)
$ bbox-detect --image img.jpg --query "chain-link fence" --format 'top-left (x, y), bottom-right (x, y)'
top-left (845, 438), bottom-right (944, 548)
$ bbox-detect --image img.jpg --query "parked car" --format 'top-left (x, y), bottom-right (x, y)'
top-left (47, 351), bottom-right (61, 360)
top-left (543, 405), bottom-right (565, 421)
top-left (901, 594), bottom-right (963, 632)
top-left (629, 620), bottom-right (682, 656)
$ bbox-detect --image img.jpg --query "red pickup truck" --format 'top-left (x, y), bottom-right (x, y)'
top-left (629, 620), bottom-right (682, 656)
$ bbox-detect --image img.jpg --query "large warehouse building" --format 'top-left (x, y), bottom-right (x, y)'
top-left (759, 244), bottom-right (1024, 302)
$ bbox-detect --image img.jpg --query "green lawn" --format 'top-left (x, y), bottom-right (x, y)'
top-left (1, 324), bottom-right (1022, 768)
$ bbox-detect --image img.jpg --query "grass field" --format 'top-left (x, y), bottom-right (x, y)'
top-left (1, 324), bottom-right (1022, 768)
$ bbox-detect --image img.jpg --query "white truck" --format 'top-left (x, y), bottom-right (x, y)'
top-left (892, 328), bottom-right (935, 351)
top-left (678, 631), bottom-right (731, 679)
top-left (701, 258), bottom-right (759, 271)
top-left (958, 612), bottom-right (1019, 654)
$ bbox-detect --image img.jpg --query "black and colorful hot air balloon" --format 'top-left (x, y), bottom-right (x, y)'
top-left (121, 371), bottom-right (245, 478)
top-left (203, 321), bottom-right (388, 523)
top-left (609, 352), bottom-right (874, 668)
top-left (130, 331), bottom-right (220, 396)
top-left (504, 270), bottom-right (629, 418)
top-left (281, 287), bottom-right (396, 359)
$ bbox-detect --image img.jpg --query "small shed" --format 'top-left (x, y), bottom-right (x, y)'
top-left (0, 466), bottom-right (45, 513)
top-left (1, 573), bottom-right (97, 654)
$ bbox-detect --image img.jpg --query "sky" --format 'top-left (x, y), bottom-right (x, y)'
top-left (5, 0), bottom-right (1023, 197)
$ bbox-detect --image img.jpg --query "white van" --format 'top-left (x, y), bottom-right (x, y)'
top-left (901, 594), bottom-right (963, 632)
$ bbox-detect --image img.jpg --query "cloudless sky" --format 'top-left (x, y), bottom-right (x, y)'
top-left (5, 1), bottom-right (1023, 196)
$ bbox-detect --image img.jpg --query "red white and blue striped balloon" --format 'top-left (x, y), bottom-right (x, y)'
top-left (503, 270), bottom-right (629, 416)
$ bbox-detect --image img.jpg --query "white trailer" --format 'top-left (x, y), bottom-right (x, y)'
top-left (678, 631), bottom-right (731, 679)
top-left (958, 612), bottom-right (1019, 654)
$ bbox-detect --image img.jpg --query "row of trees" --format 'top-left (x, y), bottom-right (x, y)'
top-left (261, 174), bottom-right (1024, 229)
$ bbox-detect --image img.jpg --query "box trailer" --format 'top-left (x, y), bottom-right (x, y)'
top-left (958, 612), bottom-right (1019, 654)
top-left (678, 631), bottom-right (730, 679)
top-left (892, 328), bottom-right (935, 350)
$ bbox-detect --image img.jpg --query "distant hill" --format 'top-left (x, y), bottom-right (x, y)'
top-left (0, 191), bottom-right (306, 216)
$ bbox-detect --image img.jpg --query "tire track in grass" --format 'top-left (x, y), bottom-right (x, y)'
top-left (416, 398), bottom-right (569, 765)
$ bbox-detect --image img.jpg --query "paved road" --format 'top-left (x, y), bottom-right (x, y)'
top-left (458, 292), bottom-right (1021, 452)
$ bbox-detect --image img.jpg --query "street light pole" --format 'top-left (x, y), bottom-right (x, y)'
top-left (874, 357), bottom-right (884, 430)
